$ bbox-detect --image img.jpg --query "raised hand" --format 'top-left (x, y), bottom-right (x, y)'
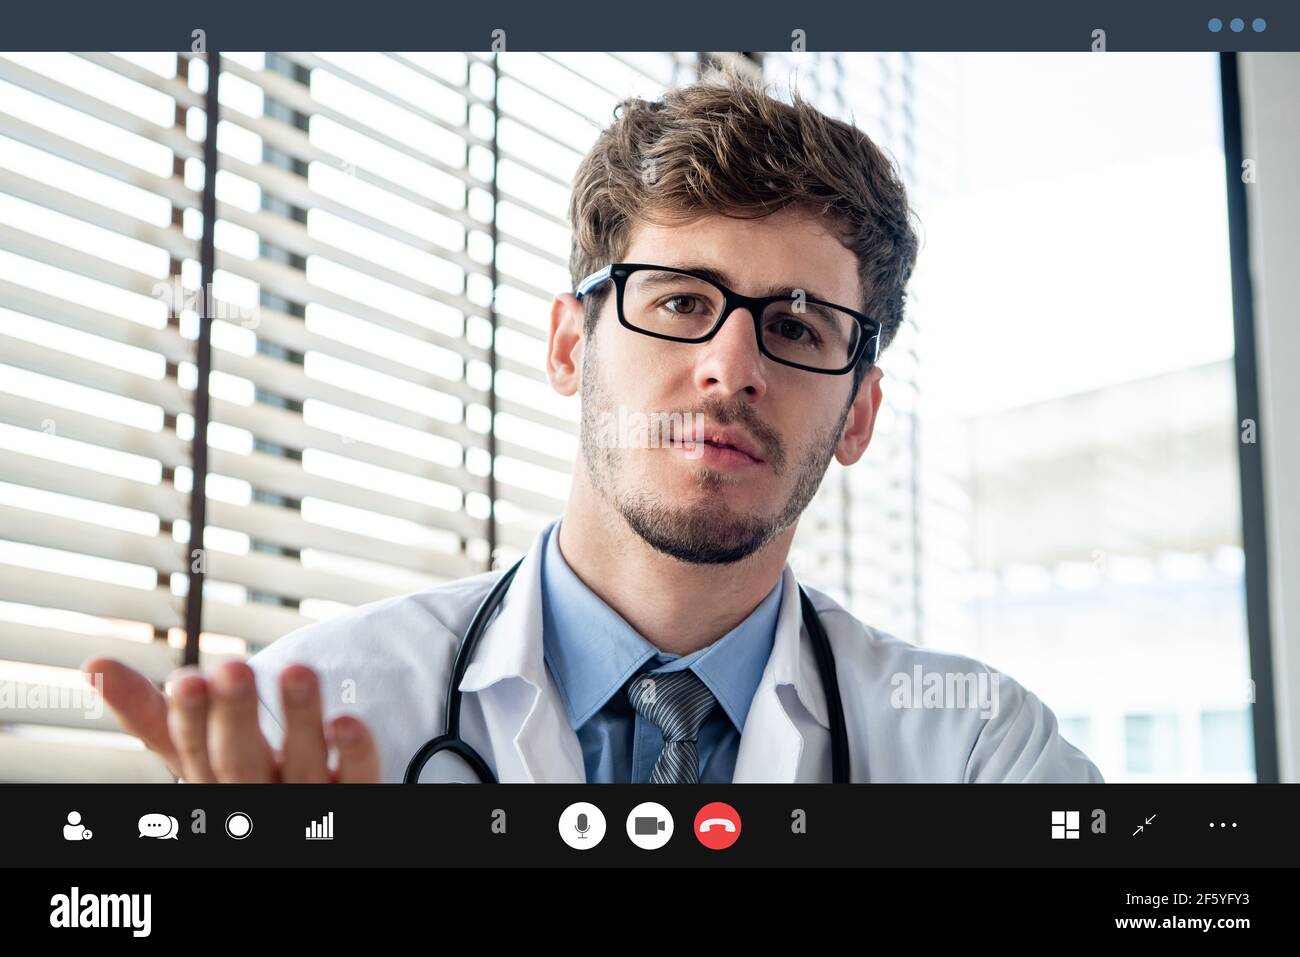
top-left (83, 658), bottom-right (381, 783)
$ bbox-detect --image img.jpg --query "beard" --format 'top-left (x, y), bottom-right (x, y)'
top-left (579, 345), bottom-right (853, 565)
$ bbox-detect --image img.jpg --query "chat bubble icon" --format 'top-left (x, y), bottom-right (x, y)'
top-left (138, 813), bottom-right (179, 840)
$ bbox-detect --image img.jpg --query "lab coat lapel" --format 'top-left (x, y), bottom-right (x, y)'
top-left (731, 565), bottom-right (833, 783)
top-left (456, 524), bottom-right (587, 783)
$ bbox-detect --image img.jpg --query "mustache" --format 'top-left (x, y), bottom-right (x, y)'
top-left (662, 400), bottom-right (785, 469)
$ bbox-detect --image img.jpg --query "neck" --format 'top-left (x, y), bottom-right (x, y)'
top-left (556, 467), bottom-right (793, 656)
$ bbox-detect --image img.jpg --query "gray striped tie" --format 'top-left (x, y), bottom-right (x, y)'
top-left (625, 669), bottom-right (718, 784)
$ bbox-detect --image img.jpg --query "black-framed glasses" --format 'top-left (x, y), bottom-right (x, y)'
top-left (574, 263), bottom-right (881, 375)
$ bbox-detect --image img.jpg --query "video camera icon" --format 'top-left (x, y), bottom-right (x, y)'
top-left (626, 802), bottom-right (673, 849)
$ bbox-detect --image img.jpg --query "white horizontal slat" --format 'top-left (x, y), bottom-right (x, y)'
top-left (0, 501), bottom-right (180, 572)
top-left (0, 562), bottom-right (180, 630)
top-left (0, 627), bottom-right (247, 687)
top-left (0, 393), bottom-right (186, 470)
top-left (0, 331), bottom-right (190, 416)
top-left (281, 51), bottom-right (486, 149)
top-left (209, 394), bottom-right (484, 497)
top-left (218, 198), bottom-right (484, 311)
top-left (198, 596), bottom-right (310, 648)
top-left (498, 99), bottom-right (591, 164)
top-left (0, 556), bottom-right (315, 647)
top-left (0, 621), bottom-right (183, 681)
top-left (492, 482), bottom-right (567, 516)
top-left (210, 441), bottom-right (542, 554)
top-left (205, 445), bottom-right (484, 541)
top-left (384, 52), bottom-right (494, 107)
top-left (0, 445), bottom-right (486, 581)
top-left (0, 109), bottom-right (200, 211)
top-left (497, 57), bottom-right (622, 129)
top-left (0, 278), bottom-right (192, 366)
top-left (214, 247), bottom-right (490, 363)
top-left (495, 437), bottom-right (575, 476)
top-left (0, 222), bottom-right (172, 299)
top-left (214, 54), bottom-right (488, 191)
top-left (73, 53), bottom-right (203, 111)
top-left (0, 55), bottom-right (201, 162)
top-left (210, 345), bottom-right (485, 453)
top-left (530, 53), bottom-right (629, 105)
top-left (217, 150), bottom-right (486, 279)
top-left (605, 51), bottom-right (694, 85)
top-left (0, 165), bottom-right (196, 264)
top-left (254, 54), bottom-right (576, 213)
top-left (494, 265), bottom-right (569, 307)
top-left (492, 221), bottom-right (570, 272)
top-left (0, 446), bottom-right (483, 580)
top-left (212, 96), bottom-right (483, 237)
top-left (494, 351), bottom-right (549, 385)
top-left (214, 305), bottom-right (487, 407)
top-left (4, 303), bottom-right (566, 483)
top-left (0, 502), bottom-right (415, 608)
top-left (0, 735), bottom-right (173, 783)
top-left (204, 549), bottom-right (420, 608)
top-left (208, 59), bottom-right (577, 255)
top-left (496, 311), bottom-right (550, 344)
top-left (0, 621), bottom-right (176, 678)
top-left (205, 498), bottom-right (478, 580)
top-left (0, 681), bottom-right (121, 732)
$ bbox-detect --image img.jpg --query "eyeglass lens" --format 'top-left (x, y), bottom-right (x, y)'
top-left (622, 269), bottom-right (863, 370)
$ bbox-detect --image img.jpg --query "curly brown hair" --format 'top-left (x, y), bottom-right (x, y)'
top-left (567, 59), bottom-right (919, 395)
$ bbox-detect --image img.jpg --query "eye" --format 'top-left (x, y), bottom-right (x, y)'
top-left (769, 316), bottom-right (823, 347)
top-left (661, 294), bottom-right (705, 316)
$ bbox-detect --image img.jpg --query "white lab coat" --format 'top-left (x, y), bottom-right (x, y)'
top-left (248, 524), bottom-right (1104, 783)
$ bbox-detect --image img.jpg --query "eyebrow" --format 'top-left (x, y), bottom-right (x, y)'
top-left (651, 262), bottom-right (844, 307)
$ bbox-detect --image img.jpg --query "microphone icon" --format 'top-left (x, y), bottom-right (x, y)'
top-left (561, 803), bottom-right (604, 849)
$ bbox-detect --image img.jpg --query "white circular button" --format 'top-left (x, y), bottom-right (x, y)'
top-left (225, 811), bottom-right (253, 840)
top-left (626, 802), bottom-right (674, 850)
top-left (558, 802), bottom-right (606, 850)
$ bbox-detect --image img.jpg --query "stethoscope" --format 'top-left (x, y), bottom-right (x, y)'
top-left (404, 556), bottom-right (851, 784)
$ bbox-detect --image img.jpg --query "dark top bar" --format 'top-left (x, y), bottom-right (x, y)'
top-left (2, 0), bottom-right (1296, 52)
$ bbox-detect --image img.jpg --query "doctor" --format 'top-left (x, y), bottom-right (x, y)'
top-left (88, 65), bottom-right (1102, 785)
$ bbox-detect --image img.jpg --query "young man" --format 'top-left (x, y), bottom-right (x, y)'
top-left (88, 64), bottom-right (1102, 784)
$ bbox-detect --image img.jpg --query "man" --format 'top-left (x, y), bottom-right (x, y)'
top-left (87, 64), bottom-right (1103, 784)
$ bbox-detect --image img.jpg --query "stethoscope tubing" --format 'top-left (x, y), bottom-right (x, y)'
top-left (404, 556), bottom-right (849, 783)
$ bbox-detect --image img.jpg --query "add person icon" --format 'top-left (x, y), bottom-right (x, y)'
top-left (63, 811), bottom-right (92, 841)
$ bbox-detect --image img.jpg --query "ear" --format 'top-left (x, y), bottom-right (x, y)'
top-left (547, 292), bottom-right (585, 397)
top-left (834, 364), bottom-right (884, 466)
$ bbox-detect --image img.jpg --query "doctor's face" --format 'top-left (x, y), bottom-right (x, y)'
top-left (570, 206), bottom-right (884, 565)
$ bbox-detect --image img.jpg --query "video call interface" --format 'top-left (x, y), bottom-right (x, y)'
top-left (0, 0), bottom-right (1296, 938)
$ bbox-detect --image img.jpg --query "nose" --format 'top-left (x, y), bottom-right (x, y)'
top-left (692, 307), bottom-right (769, 401)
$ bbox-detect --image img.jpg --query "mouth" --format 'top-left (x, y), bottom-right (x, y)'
top-left (695, 438), bottom-right (762, 464)
top-left (670, 426), bottom-right (766, 465)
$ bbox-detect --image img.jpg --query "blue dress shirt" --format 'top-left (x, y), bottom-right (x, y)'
top-left (539, 518), bottom-right (783, 783)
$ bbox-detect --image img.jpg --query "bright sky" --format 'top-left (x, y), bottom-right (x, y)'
top-left (914, 53), bottom-right (1234, 417)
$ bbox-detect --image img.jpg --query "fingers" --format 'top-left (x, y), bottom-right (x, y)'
top-left (84, 657), bottom-right (182, 778)
top-left (165, 668), bottom-right (217, 783)
top-left (278, 665), bottom-right (330, 783)
top-left (207, 661), bottom-right (277, 783)
top-left (89, 655), bottom-right (373, 784)
top-left (329, 715), bottom-right (381, 783)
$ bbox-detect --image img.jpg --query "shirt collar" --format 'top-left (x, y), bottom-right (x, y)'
top-left (539, 517), bottom-right (782, 735)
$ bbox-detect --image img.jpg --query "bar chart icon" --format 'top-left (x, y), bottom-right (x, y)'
top-left (305, 812), bottom-right (334, 841)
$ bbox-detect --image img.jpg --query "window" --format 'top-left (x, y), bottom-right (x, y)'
top-left (1125, 714), bottom-right (1181, 776)
top-left (1201, 708), bottom-right (1253, 775)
